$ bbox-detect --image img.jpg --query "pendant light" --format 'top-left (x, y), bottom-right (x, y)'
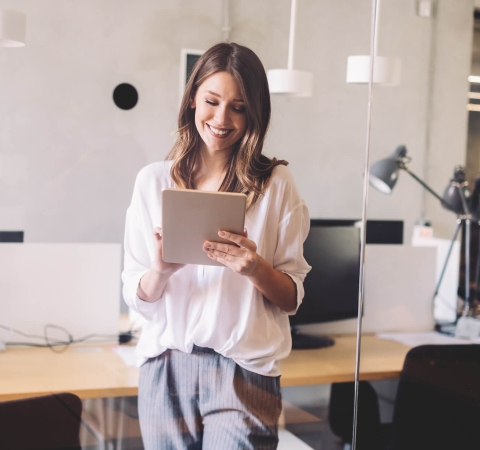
top-left (346, 0), bottom-right (400, 85)
top-left (0, 8), bottom-right (26, 47)
top-left (267, 0), bottom-right (313, 97)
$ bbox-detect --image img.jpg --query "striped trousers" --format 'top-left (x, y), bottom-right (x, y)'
top-left (138, 346), bottom-right (282, 450)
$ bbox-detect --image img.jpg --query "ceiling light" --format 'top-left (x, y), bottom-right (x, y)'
top-left (468, 76), bottom-right (480, 84)
top-left (346, 0), bottom-right (401, 86)
top-left (0, 8), bottom-right (26, 47)
top-left (267, 0), bottom-right (313, 97)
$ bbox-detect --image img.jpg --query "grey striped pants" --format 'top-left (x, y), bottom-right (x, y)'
top-left (138, 346), bottom-right (282, 450)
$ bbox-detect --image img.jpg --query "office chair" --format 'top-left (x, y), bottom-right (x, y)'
top-left (329, 345), bottom-right (480, 450)
top-left (0, 392), bottom-right (83, 450)
top-left (388, 344), bottom-right (480, 450)
top-left (329, 381), bottom-right (386, 450)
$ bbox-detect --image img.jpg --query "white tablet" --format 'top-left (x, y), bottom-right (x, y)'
top-left (161, 188), bottom-right (247, 266)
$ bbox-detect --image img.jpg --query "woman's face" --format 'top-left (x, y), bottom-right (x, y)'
top-left (190, 71), bottom-right (248, 156)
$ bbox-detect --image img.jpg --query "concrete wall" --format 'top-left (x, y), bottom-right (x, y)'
top-left (0, 0), bottom-right (373, 246)
top-left (0, 0), bottom-right (471, 244)
top-left (367, 0), bottom-right (473, 240)
top-left (422, 0), bottom-right (473, 238)
top-left (0, 0), bottom-right (474, 310)
top-left (467, 17), bottom-right (480, 184)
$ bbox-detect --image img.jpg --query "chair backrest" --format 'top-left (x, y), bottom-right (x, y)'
top-left (0, 392), bottom-right (83, 450)
top-left (329, 380), bottom-right (382, 450)
top-left (390, 345), bottom-right (480, 450)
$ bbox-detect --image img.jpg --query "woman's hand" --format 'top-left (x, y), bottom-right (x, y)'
top-left (204, 228), bottom-right (297, 311)
top-left (137, 227), bottom-right (185, 303)
top-left (151, 227), bottom-right (185, 275)
top-left (203, 229), bottom-right (259, 276)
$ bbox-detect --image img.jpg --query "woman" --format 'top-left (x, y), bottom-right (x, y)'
top-left (122, 42), bottom-right (311, 450)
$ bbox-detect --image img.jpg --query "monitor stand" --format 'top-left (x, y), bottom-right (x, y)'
top-left (290, 326), bottom-right (335, 349)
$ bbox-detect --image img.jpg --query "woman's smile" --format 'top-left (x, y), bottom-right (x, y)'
top-left (207, 123), bottom-right (234, 138)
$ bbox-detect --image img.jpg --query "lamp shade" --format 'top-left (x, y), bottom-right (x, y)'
top-left (346, 55), bottom-right (401, 86)
top-left (369, 145), bottom-right (407, 194)
top-left (0, 8), bottom-right (26, 47)
top-left (267, 69), bottom-right (313, 97)
top-left (441, 166), bottom-right (471, 215)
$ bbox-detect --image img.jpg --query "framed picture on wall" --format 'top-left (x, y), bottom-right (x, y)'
top-left (179, 48), bottom-right (204, 104)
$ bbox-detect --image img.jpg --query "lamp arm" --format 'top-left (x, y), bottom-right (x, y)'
top-left (402, 167), bottom-right (451, 208)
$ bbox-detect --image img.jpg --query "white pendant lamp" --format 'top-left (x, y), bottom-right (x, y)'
top-left (0, 8), bottom-right (26, 47)
top-left (267, 0), bottom-right (313, 97)
top-left (346, 0), bottom-right (400, 86)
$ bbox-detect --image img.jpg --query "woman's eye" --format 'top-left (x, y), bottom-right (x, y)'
top-left (205, 99), bottom-right (217, 106)
top-left (233, 106), bottom-right (245, 113)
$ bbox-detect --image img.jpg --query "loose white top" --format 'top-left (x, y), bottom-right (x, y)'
top-left (122, 161), bottom-right (311, 376)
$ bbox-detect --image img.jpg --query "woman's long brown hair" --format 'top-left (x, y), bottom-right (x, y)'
top-left (166, 42), bottom-right (288, 209)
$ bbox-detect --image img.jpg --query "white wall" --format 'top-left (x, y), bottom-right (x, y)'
top-left (0, 0), bottom-right (376, 246)
top-left (367, 0), bottom-right (473, 240)
top-left (0, 0), bottom-right (226, 243)
top-left (0, 0), bottom-right (473, 287)
top-left (423, 0), bottom-right (473, 238)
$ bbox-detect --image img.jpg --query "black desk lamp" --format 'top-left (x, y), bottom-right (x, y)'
top-left (370, 145), bottom-right (448, 206)
top-left (369, 146), bottom-right (474, 322)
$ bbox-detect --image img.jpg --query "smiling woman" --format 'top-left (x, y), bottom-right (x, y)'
top-left (121, 42), bottom-right (311, 450)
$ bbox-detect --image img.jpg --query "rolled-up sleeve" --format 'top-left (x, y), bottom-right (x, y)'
top-left (273, 201), bottom-right (312, 315)
top-left (121, 170), bottom-right (161, 321)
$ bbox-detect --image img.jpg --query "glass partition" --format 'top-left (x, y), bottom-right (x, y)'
top-left (355, 1), bottom-right (479, 449)
top-left (0, 1), bottom-right (376, 449)
top-left (257, 0), bottom-right (374, 448)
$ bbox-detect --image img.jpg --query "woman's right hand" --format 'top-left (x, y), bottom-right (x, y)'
top-left (151, 227), bottom-right (185, 275)
top-left (137, 227), bottom-right (185, 302)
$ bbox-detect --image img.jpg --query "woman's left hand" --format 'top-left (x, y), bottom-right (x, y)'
top-left (203, 229), bottom-right (259, 276)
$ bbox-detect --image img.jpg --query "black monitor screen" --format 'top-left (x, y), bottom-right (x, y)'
top-left (0, 231), bottom-right (23, 243)
top-left (290, 226), bottom-right (360, 326)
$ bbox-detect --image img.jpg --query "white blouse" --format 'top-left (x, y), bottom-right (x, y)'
top-left (122, 161), bottom-right (311, 376)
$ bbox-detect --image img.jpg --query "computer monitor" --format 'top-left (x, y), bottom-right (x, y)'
top-left (310, 219), bottom-right (403, 244)
top-left (290, 225), bottom-right (361, 349)
top-left (0, 231), bottom-right (23, 242)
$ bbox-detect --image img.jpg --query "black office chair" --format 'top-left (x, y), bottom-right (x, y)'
top-left (0, 393), bottom-right (83, 450)
top-left (387, 344), bottom-right (480, 450)
top-left (329, 381), bottom-right (386, 450)
top-left (329, 345), bottom-right (480, 450)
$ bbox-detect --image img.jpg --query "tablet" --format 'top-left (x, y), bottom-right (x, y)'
top-left (161, 188), bottom-right (247, 266)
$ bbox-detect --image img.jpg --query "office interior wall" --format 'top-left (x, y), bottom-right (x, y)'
top-left (467, 16), bottom-right (480, 185)
top-left (422, 0), bottom-right (473, 239)
top-left (0, 1), bottom-right (472, 246)
top-left (367, 0), bottom-right (473, 241)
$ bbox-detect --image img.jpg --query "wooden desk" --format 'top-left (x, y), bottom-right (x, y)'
top-left (0, 335), bottom-right (410, 402)
top-left (281, 335), bottom-right (411, 386)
